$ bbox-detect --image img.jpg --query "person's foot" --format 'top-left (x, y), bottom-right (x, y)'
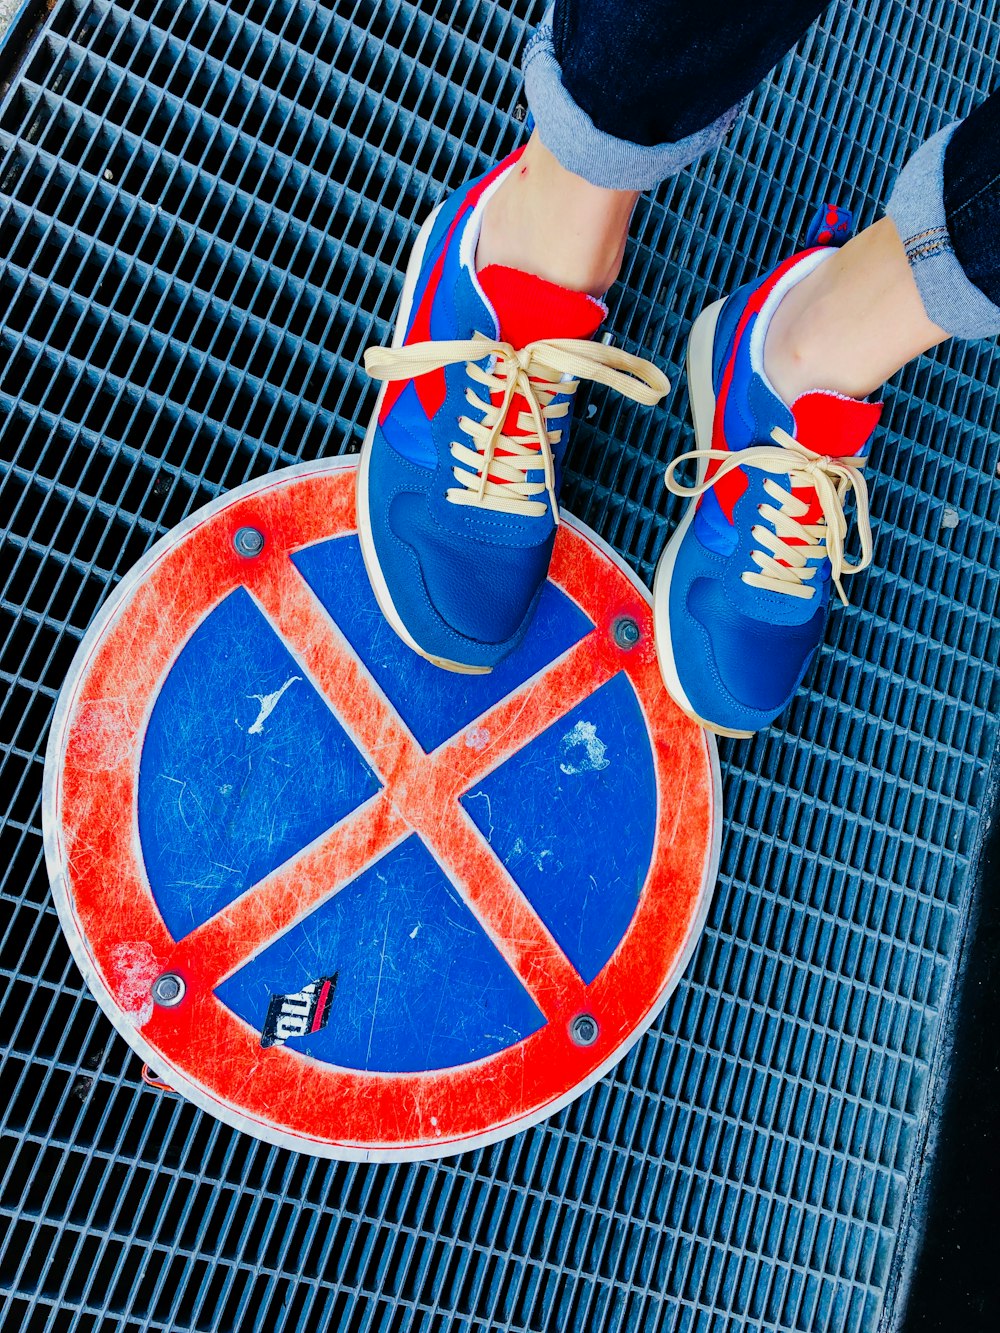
top-left (653, 248), bottom-right (881, 736)
top-left (358, 149), bottom-right (670, 673)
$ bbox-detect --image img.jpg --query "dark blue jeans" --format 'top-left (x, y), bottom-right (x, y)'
top-left (943, 94), bottom-right (1000, 309)
top-left (553, 0), bottom-right (828, 147)
top-left (540, 0), bottom-right (1000, 320)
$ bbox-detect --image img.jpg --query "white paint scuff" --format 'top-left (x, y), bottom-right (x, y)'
top-left (108, 942), bottom-right (160, 1025)
top-left (246, 675), bottom-right (301, 735)
top-left (559, 720), bottom-right (610, 775)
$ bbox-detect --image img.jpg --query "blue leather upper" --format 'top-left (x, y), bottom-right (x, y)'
top-left (364, 168), bottom-right (571, 669)
top-left (667, 271), bottom-right (835, 731)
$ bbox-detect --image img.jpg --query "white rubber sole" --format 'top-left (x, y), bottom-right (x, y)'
top-left (652, 298), bottom-right (755, 741)
top-left (355, 203), bottom-right (491, 676)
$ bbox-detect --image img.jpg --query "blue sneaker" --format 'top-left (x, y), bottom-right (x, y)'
top-left (357, 151), bottom-right (670, 673)
top-left (653, 249), bottom-right (881, 736)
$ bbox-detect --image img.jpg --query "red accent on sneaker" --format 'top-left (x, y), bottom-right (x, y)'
top-left (791, 391), bottom-right (882, 459)
top-left (781, 393), bottom-right (882, 541)
top-left (378, 151), bottom-right (525, 427)
top-left (476, 266), bottom-right (606, 348)
top-left (475, 267), bottom-right (606, 474)
top-left (708, 251), bottom-right (821, 523)
top-left (786, 488), bottom-right (824, 530)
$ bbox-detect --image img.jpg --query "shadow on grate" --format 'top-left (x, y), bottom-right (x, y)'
top-left (1, 1), bottom-right (999, 1331)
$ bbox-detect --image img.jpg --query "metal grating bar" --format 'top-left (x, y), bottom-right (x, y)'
top-left (2, 0), bottom-right (999, 1330)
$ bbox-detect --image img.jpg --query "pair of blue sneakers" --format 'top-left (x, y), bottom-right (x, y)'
top-left (357, 152), bottom-right (879, 735)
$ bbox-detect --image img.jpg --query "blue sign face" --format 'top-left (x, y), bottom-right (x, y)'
top-left (138, 534), bottom-right (658, 1074)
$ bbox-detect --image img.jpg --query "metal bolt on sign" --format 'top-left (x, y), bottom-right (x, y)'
top-left (613, 616), bottom-right (641, 649)
top-left (233, 526), bottom-right (266, 557)
top-left (151, 973), bottom-right (186, 1007)
top-left (570, 1014), bottom-right (599, 1046)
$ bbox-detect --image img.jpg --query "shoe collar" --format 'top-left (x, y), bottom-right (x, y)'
top-left (458, 152), bottom-right (608, 346)
top-left (748, 248), bottom-right (883, 456)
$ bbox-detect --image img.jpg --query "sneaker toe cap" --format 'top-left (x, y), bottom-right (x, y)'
top-left (389, 492), bottom-right (554, 655)
top-left (686, 577), bottom-right (825, 724)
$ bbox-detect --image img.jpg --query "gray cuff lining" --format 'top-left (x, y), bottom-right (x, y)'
top-left (886, 123), bottom-right (1000, 339)
top-left (521, 16), bottom-right (740, 192)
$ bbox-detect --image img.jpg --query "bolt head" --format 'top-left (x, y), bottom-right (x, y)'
top-left (233, 526), bottom-right (265, 557)
top-left (612, 616), bottom-right (641, 650)
top-left (151, 973), bottom-right (185, 1007)
top-left (570, 1013), bottom-right (599, 1046)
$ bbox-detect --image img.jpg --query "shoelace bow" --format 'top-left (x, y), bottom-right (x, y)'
top-left (663, 426), bottom-right (873, 605)
top-left (365, 334), bottom-right (670, 519)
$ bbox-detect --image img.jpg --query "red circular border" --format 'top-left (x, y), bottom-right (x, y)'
top-left (46, 462), bottom-right (718, 1157)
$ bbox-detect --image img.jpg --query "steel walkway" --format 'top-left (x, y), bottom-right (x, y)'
top-left (1, 1), bottom-right (998, 1330)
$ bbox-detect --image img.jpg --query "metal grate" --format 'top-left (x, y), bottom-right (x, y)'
top-left (2, 0), bottom-right (999, 1329)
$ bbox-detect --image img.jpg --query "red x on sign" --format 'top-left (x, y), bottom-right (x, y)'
top-left (44, 459), bottom-right (720, 1159)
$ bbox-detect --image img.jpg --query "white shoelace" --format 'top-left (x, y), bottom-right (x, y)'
top-left (365, 334), bottom-right (670, 519)
top-left (664, 426), bottom-right (873, 604)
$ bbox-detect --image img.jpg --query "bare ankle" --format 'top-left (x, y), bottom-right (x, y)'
top-left (476, 132), bottom-right (638, 297)
top-left (765, 272), bottom-right (849, 403)
top-left (765, 218), bottom-right (948, 405)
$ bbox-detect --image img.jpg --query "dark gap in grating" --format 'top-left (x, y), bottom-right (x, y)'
top-left (0, 208), bottom-right (344, 373)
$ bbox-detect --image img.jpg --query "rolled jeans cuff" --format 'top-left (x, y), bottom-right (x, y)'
top-left (522, 8), bottom-right (741, 192)
top-left (886, 123), bottom-right (1000, 339)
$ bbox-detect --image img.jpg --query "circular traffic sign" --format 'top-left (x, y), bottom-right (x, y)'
top-left (43, 459), bottom-right (720, 1160)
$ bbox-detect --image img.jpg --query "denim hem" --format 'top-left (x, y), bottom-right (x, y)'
top-left (522, 8), bottom-right (741, 191)
top-left (886, 123), bottom-right (1000, 339)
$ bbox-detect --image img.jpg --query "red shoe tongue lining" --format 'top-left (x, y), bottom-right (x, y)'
top-left (781, 390), bottom-right (882, 533)
top-left (791, 390), bottom-right (882, 458)
top-left (474, 266), bottom-right (606, 473)
top-left (477, 264), bottom-right (606, 346)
